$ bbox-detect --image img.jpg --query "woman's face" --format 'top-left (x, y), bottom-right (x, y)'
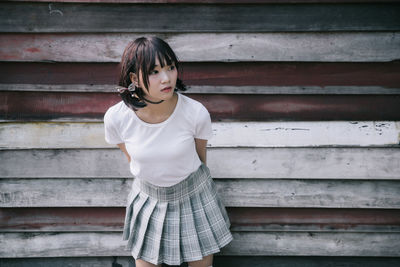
top-left (138, 58), bottom-right (178, 102)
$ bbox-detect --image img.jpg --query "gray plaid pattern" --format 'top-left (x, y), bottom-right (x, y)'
top-left (122, 164), bottom-right (233, 265)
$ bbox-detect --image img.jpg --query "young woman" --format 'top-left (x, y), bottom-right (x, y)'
top-left (104, 37), bottom-right (233, 267)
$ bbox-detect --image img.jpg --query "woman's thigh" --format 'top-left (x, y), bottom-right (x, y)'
top-left (135, 259), bottom-right (161, 267)
top-left (187, 254), bottom-right (213, 267)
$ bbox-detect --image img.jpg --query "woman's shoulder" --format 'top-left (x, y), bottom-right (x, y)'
top-left (179, 93), bottom-right (208, 112)
top-left (104, 101), bottom-right (127, 123)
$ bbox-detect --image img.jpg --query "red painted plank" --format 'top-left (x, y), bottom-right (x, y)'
top-left (184, 62), bottom-right (400, 87)
top-left (0, 62), bottom-right (399, 87)
top-left (0, 63), bottom-right (119, 85)
top-left (229, 207), bottom-right (400, 228)
top-left (1, 207), bottom-right (399, 231)
top-left (1, 91), bottom-right (400, 121)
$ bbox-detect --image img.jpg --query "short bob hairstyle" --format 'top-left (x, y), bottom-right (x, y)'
top-left (118, 37), bottom-right (186, 110)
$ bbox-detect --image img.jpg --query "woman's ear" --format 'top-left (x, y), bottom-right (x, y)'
top-left (129, 72), bottom-right (139, 86)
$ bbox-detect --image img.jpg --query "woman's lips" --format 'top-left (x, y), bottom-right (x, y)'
top-left (161, 87), bottom-right (172, 92)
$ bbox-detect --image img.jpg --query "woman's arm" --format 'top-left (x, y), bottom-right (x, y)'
top-left (195, 138), bottom-right (208, 165)
top-left (117, 143), bottom-right (131, 162)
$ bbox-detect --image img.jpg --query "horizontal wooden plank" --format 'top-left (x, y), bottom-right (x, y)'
top-left (1, 121), bottom-right (399, 149)
top-left (228, 207), bottom-right (400, 232)
top-left (0, 257), bottom-right (135, 267)
top-left (1, 33), bottom-right (400, 62)
top-left (2, 92), bottom-right (400, 121)
top-left (3, 84), bottom-right (400, 95)
top-left (1, 232), bottom-right (399, 257)
top-left (4, 256), bottom-right (399, 267)
top-left (1, 178), bottom-right (399, 208)
top-left (1, 3), bottom-right (399, 33)
top-left (213, 256), bottom-right (400, 267)
top-left (7, 0), bottom-right (400, 3)
top-left (2, 207), bottom-right (399, 232)
top-left (227, 232), bottom-right (400, 256)
top-left (2, 62), bottom-right (399, 87)
top-left (1, 148), bottom-right (399, 179)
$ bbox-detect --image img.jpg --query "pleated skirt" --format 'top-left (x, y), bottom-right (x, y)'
top-left (122, 163), bottom-right (234, 266)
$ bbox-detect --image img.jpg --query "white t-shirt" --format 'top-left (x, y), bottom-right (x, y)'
top-left (104, 93), bottom-right (213, 187)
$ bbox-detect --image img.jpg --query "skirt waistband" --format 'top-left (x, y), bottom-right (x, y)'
top-left (132, 163), bottom-right (211, 202)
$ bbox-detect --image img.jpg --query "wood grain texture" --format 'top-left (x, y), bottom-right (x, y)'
top-left (2, 207), bottom-right (399, 232)
top-left (1, 232), bottom-right (400, 257)
top-left (212, 256), bottom-right (400, 267)
top-left (0, 257), bottom-right (135, 267)
top-left (3, 84), bottom-right (400, 95)
top-left (1, 121), bottom-right (399, 149)
top-left (2, 256), bottom-right (400, 267)
top-left (2, 62), bottom-right (399, 87)
top-left (7, 0), bottom-right (400, 3)
top-left (226, 232), bottom-right (400, 256)
top-left (1, 148), bottom-right (399, 179)
top-left (1, 178), bottom-right (400, 208)
top-left (1, 3), bottom-right (399, 33)
top-left (2, 33), bottom-right (400, 62)
top-left (2, 92), bottom-right (400, 121)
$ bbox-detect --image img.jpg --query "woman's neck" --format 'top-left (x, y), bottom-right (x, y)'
top-left (135, 93), bottom-right (178, 124)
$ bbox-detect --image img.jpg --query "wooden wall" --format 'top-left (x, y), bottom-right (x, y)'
top-left (1, 0), bottom-right (400, 266)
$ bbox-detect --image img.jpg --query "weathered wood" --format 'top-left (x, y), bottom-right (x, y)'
top-left (1, 231), bottom-right (400, 257)
top-left (2, 256), bottom-right (400, 267)
top-left (1, 3), bottom-right (399, 33)
top-left (2, 92), bottom-right (400, 121)
top-left (225, 232), bottom-right (400, 256)
top-left (2, 207), bottom-right (399, 232)
top-left (1, 121), bottom-right (399, 149)
top-left (216, 179), bottom-right (400, 208)
top-left (213, 256), bottom-right (400, 267)
top-left (7, 0), bottom-right (400, 3)
top-left (0, 178), bottom-right (131, 207)
top-left (1, 178), bottom-right (399, 208)
top-left (2, 62), bottom-right (399, 87)
top-left (0, 257), bottom-right (136, 267)
top-left (3, 84), bottom-right (400, 95)
top-left (1, 148), bottom-right (399, 179)
top-left (2, 33), bottom-right (400, 62)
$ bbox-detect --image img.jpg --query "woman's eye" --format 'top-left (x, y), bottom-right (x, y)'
top-left (169, 65), bottom-right (175, 71)
top-left (150, 70), bottom-right (158, 75)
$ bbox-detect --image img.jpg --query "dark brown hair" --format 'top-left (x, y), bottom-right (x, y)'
top-left (118, 37), bottom-right (186, 110)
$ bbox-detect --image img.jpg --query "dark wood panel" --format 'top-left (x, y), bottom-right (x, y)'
top-left (1, 62), bottom-right (399, 87)
top-left (1, 91), bottom-right (400, 121)
top-left (1, 207), bottom-right (399, 232)
top-left (0, 62), bottom-right (119, 85)
top-left (213, 256), bottom-right (400, 267)
top-left (1, 3), bottom-right (399, 32)
top-left (0, 257), bottom-right (138, 267)
top-left (7, 0), bottom-right (400, 3)
top-left (1, 256), bottom-right (400, 267)
top-left (183, 62), bottom-right (400, 87)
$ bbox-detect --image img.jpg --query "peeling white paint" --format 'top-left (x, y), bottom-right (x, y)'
top-left (1, 121), bottom-right (399, 149)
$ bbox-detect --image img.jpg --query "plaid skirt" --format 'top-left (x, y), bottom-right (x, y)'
top-left (122, 163), bottom-right (233, 265)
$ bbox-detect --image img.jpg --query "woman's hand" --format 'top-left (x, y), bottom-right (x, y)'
top-left (117, 143), bottom-right (131, 162)
top-left (195, 138), bottom-right (208, 165)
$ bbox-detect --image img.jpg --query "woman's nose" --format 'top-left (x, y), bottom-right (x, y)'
top-left (161, 70), bottom-right (170, 83)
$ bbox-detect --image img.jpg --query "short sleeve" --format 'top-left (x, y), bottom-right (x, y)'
top-left (194, 104), bottom-right (213, 140)
top-left (104, 108), bottom-right (123, 145)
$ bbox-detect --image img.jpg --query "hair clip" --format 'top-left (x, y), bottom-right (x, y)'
top-left (128, 83), bottom-right (136, 92)
top-left (115, 86), bottom-right (129, 94)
